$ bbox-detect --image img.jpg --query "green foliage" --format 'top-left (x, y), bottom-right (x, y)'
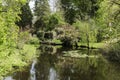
top-left (97, 0), bottom-right (120, 26)
top-left (0, 30), bottom-right (38, 78)
top-left (56, 24), bottom-right (79, 46)
top-left (96, 0), bottom-right (120, 40)
top-left (20, 44), bottom-right (37, 62)
top-left (0, 50), bottom-right (26, 77)
top-left (26, 36), bottom-right (40, 45)
top-left (17, 31), bottom-right (39, 48)
top-left (61, 0), bottom-right (101, 24)
top-left (17, 31), bottom-right (30, 49)
top-left (0, 0), bottom-right (27, 47)
top-left (0, 0), bottom-right (38, 78)
top-left (16, 3), bottom-right (33, 29)
top-left (34, 15), bottom-right (50, 30)
top-left (34, 0), bottom-right (50, 30)
top-left (34, 0), bottom-right (50, 16)
top-left (0, 0), bottom-right (28, 56)
top-left (46, 14), bottom-right (59, 30)
top-left (0, 43), bottom-right (37, 78)
top-left (46, 13), bottom-right (65, 31)
top-left (35, 12), bottom-right (65, 31)
top-left (73, 20), bottom-right (97, 43)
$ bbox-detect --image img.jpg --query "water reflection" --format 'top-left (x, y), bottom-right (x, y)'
top-left (35, 53), bottom-right (58, 80)
top-left (3, 45), bottom-right (120, 80)
top-left (4, 76), bottom-right (13, 80)
top-left (30, 60), bottom-right (37, 80)
top-left (3, 70), bottom-right (29, 80)
top-left (49, 67), bottom-right (57, 80)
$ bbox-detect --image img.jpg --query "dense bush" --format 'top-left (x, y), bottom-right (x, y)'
top-left (34, 13), bottom-right (65, 31)
top-left (55, 24), bottom-right (79, 47)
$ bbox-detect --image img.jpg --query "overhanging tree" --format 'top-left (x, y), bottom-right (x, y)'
top-left (0, 0), bottom-right (26, 48)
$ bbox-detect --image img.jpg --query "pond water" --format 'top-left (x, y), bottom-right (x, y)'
top-left (3, 45), bottom-right (120, 80)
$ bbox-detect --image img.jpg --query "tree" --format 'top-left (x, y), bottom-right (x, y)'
top-left (97, 0), bottom-right (120, 41)
top-left (16, 2), bottom-right (33, 30)
top-left (61, 0), bottom-right (101, 24)
top-left (34, 0), bottom-right (50, 30)
top-left (73, 20), bottom-right (97, 47)
top-left (34, 0), bottom-right (50, 16)
top-left (0, 0), bottom-right (26, 48)
top-left (0, 0), bottom-right (27, 76)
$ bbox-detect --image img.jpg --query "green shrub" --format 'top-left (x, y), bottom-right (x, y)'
top-left (55, 24), bottom-right (79, 46)
top-left (46, 13), bottom-right (65, 31)
top-left (17, 31), bottom-right (30, 49)
top-left (27, 36), bottom-right (40, 45)
top-left (73, 20), bottom-right (97, 43)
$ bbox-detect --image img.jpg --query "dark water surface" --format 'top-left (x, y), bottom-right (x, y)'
top-left (3, 45), bottom-right (120, 80)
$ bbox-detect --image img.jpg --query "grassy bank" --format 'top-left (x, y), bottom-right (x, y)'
top-left (51, 39), bottom-right (105, 49)
top-left (78, 42), bottom-right (105, 49)
top-left (40, 39), bottom-right (105, 49)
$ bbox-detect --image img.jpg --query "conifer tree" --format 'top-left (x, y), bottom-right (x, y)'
top-left (34, 0), bottom-right (50, 30)
top-left (16, 2), bottom-right (33, 30)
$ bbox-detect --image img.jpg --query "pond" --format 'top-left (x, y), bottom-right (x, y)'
top-left (3, 45), bottom-right (120, 80)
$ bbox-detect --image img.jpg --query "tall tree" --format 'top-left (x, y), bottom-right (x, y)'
top-left (34, 0), bottom-right (50, 30)
top-left (16, 2), bottom-right (33, 30)
top-left (61, 0), bottom-right (101, 24)
top-left (34, 0), bottom-right (50, 16)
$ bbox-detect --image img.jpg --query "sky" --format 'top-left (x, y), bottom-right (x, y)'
top-left (29, 0), bottom-right (56, 13)
top-left (48, 0), bottom-right (57, 12)
top-left (29, 1), bottom-right (35, 13)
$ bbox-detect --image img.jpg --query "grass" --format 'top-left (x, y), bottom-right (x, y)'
top-left (52, 39), bottom-right (62, 44)
top-left (78, 42), bottom-right (105, 48)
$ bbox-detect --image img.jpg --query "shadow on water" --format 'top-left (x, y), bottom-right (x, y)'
top-left (3, 45), bottom-right (120, 80)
